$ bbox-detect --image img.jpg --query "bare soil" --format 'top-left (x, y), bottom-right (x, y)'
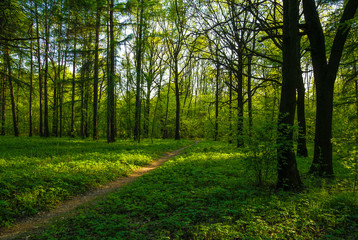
top-left (0, 142), bottom-right (197, 240)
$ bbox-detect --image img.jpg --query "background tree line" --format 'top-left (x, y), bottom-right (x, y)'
top-left (0, 0), bottom-right (357, 190)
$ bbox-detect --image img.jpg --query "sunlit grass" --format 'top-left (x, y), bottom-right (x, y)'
top-left (0, 136), bottom-right (191, 228)
top-left (29, 140), bottom-right (358, 240)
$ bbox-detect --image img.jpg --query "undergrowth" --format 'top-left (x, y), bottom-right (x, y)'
top-left (0, 136), bottom-right (191, 228)
top-left (27, 140), bottom-right (358, 240)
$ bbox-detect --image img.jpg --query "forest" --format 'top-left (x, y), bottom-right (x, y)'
top-left (0, 0), bottom-right (358, 239)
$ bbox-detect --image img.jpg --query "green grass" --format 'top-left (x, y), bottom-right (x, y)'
top-left (0, 136), bottom-right (192, 228)
top-left (28, 141), bottom-right (358, 240)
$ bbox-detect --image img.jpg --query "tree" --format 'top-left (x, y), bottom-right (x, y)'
top-left (133, 0), bottom-right (144, 142)
top-left (276, 0), bottom-right (302, 190)
top-left (93, 0), bottom-right (102, 140)
top-left (107, 0), bottom-right (116, 143)
top-left (302, 0), bottom-right (358, 177)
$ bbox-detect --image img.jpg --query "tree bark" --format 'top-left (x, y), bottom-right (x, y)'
top-left (35, 2), bottom-right (43, 137)
top-left (134, 0), bottom-right (144, 142)
top-left (228, 68), bottom-right (233, 144)
top-left (70, 23), bottom-right (77, 137)
top-left (5, 42), bottom-right (19, 137)
top-left (236, 45), bottom-right (244, 148)
top-left (44, 0), bottom-right (50, 137)
top-left (107, 0), bottom-right (116, 143)
top-left (174, 52), bottom-right (180, 140)
top-left (302, 0), bottom-right (358, 177)
top-left (93, 0), bottom-right (101, 140)
top-left (296, 67), bottom-right (308, 157)
top-left (1, 50), bottom-right (6, 135)
top-left (277, 0), bottom-right (302, 191)
top-left (29, 24), bottom-right (33, 137)
top-left (162, 72), bottom-right (171, 139)
top-left (214, 54), bottom-right (220, 141)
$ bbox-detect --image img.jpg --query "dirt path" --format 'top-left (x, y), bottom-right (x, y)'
top-left (0, 142), bottom-right (199, 240)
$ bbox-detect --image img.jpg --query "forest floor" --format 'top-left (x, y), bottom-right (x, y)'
top-left (0, 139), bottom-right (199, 240)
top-left (1, 138), bottom-right (357, 239)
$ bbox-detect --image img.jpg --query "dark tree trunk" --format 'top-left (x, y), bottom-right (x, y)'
top-left (125, 49), bottom-right (132, 139)
top-left (5, 43), bottom-right (19, 137)
top-left (247, 48), bottom-right (254, 136)
top-left (214, 54), bottom-right (219, 141)
top-left (144, 81), bottom-right (151, 138)
top-left (174, 53), bottom-right (180, 140)
top-left (236, 46), bottom-right (244, 148)
top-left (107, 0), bottom-right (116, 143)
top-left (93, 0), bottom-right (101, 140)
top-left (277, 0), bottom-right (302, 191)
top-left (1, 49), bottom-right (6, 135)
top-left (35, 2), bottom-right (43, 136)
top-left (162, 72), bottom-right (171, 139)
top-left (296, 69), bottom-right (308, 157)
top-left (134, 0), bottom-right (144, 143)
top-left (44, 1), bottom-right (50, 137)
top-left (70, 28), bottom-right (77, 137)
top-left (228, 68), bottom-right (233, 144)
top-left (302, 0), bottom-right (358, 177)
top-left (29, 25), bottom-right (33, 137)
top-left (59, 51), bottom-right (66, 138)
top-left (81, 71), bottom-right (85, 139)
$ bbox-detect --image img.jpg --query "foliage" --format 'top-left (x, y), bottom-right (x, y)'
top-left (242, 121), bottom-right (277, 186)
top-left (0, 136), bottom-right (191, 227)
top-left (28, 141), bottom-right (358, 240)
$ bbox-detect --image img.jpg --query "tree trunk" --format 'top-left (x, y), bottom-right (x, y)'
top-left (29, 24), bottom-right (33, 137)
top-left (302, 0), bottom-right (358, 177)
top-left (228, 68), bottom-right (232, 144)
top-left (174, 53), bottom-right (180, 140)
top-left (35, 2), bottom-right (43, 137)
top-left (44, 1), bottom-right (50, 137)
top-left (247, 47), bottom-right (254, 136)
top-left (134, 0), bottom-right (144, 143)
top-left (93, 0), bottom-right (101, 140)
top-left (5, 42), bottom-right (19, 137)
top-left (236, 46), bottom-right (244, 148)
top-left (214, 54), bottom-right (219, 141)
top-left (107, 0), bottom-right (116, 143)
top-left (71, 26), bottom-right (77, 137)
top-left (60, 51), bottom-right (66, 138)
top-left (277, 0), bottom-right (302, 191)
top-left (162, 72), bottom-right (171, 139)
top-left (296, 68), bottom-right (308, 157)
top-left (1, 49), bottom-right (6, 135)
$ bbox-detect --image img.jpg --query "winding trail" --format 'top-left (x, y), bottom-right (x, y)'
top-left (0, 142), bottom-right (199, 240)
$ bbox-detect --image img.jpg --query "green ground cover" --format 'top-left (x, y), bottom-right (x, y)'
top-left (0, 136), bottom-right (191, 228)
top-left (29, 141), bottom-right (358, 240)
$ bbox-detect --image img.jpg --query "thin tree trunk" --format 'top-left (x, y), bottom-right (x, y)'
top-left (71, 25), bottom-right (77, 137)
top-left (35, 2), bottom-right (43, 136)
top-left (5, 42), bottom-right (19, 137)
top-left (1, 49), bottom-right (6, 135)
top-left (134, 0), bottom-right (144, 142)
top-left (214, 53), bottom-right (220, 141)
top-left (174, 53), bottom-right (180, 140)
top-left (236, 46), bottom-right (244, 148)
top-left (107, 0), bottom-right (116, 143)
top-left (228, 68), bottom-right (233, 144)
top-left (296, 67), bottom-right (308, 157)
top-left (29, 24), bottom-right (33, 137)
top-left (162, 72), bottom-right (171, 139)
top-left (93, 0), bottom-right (101, 140)
top-left (247, 49), bottom-right (254, 136)
top-left (44, 1), bottom-right (50, 137)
